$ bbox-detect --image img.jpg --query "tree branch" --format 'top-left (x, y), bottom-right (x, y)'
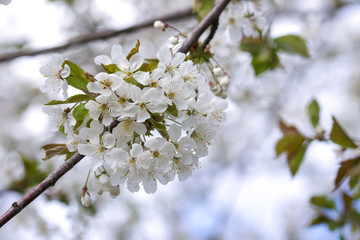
top-left (0, 8), bottom-right (193, 63)
top-left (176, 0), bottom-right (231, 54)
top-left (0, 153), bottom-right (84, 228)
top-left (0, 0), bottom-right (232, 228)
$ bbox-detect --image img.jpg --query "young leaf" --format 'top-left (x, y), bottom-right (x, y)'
top-left (193, 0), bottom-right (215, 21)
top-left (275, 134), bottom-right (305, 156)
top-left (334, 157), bottom-right (360, 189)
top-left (126, 40), bottom-right (140, 61)
top-left (310, 195), bottom-right (336, 209)
top-left (64, 60), bottom-right (92, 92)
top-left (139, 59), bottom-right (159, 72)
top-left (101, 63), bottom-right (120, 74)
top-left (308, 99), bottom-right (320, 128)
top-left (251, 47), bottom-right (280, 76)
top-left (41, 143), bottom-right (69, 160)
top-left (166, 104), bottom-right (179, 118)
top-left (288, 142), bottom-right (308, 176)
top-left (330, 116), bottom-right (358, 149)
top-left (274, 35), bottom-right (309, 57)
top-left (73, 103), bottom-right (89, 130)
top-left (45, 94), bottom-right (92, 105)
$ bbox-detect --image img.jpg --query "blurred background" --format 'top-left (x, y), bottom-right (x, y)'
top-left (0, 0), bottom-right (360, 239)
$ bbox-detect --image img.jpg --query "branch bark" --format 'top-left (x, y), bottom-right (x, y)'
top-left (176, 0), bottom-right (231, 53)
top-left (0, 8), bottom-right (193, 63)
top-left (0, 0), bottom-right (231, 228)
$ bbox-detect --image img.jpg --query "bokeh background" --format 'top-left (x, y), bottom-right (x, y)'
top-left (1, 0), bottom-right (360, 239)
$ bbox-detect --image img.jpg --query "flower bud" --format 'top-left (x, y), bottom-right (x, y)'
top-left (99, 174), bottom-right (109, 186)
top-left (213, 67), bottom-right (223, 77)
top-left (109, 185), bottom-right (120, 198)
top-left (219, 75), bottom-right (231, 88)
top-left (154, 20), bottom-right (167, 31)
top-left (169, 36), bottom-right (179, 45)
top-left (81, 192), bottom-right (92, 207)
top-left (211, 84), bottom-right (222, 97)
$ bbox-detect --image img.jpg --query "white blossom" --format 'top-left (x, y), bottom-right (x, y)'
top-left (87, 72), bottom-right (123, 96)
top-left (40, 54), bottom-right (70, 100)
top-left (124, 87), bottom-right (168, 122)
top-left (94, 44), bottom-right (125, 66)
top-left (85, 95), bottom-right (113, 126)
top-left (157, 46), bottom-right (185, 74)
top-left (43, 105), bottom-right (74, 134)
top-left (159, 73), bottom-right (194, 110)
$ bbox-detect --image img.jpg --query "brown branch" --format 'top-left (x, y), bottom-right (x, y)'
top-left (0, 153), bottom-right (84, 228)
top-left (176, 0), bottom-right (231, 54)
top-left (0, 8), bottom-right (193, 63)
top-left (0, 0), bottom-right (232, 228)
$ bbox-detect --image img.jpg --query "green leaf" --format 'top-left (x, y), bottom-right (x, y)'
top-left (139, 59), bottom-right (159, 72)
top-left (310, 195), bottom-right (336, 209)
top-left (73, 103), bottom-right (89, 130)
top-left (309, 215), bottom-right (332, 227)
top-left (251, 47), bottom-right (280, 76)
top-left (240, 37), bottom-right (280, 75)
top-left (288, 142), bottom-right (308, 176)
top-left (45, 94), bottom-right (92, 105)
top-left (101, 63), bottom-right (120, 74)
top-left (193, 0), bottom-right (215, 21)
top-left (166, 104), bottom-right (179, 118)
top-left (41, 143), bottom-right (69, 160)
top-left (330, 116), bottom-right (358, 149)
top-left (64, 60), bottom-right (92, 92)
top-left (274, 34), bottom-right (309, 57)
top-left (126, 40), bottom-right (140, 61)
top-left (275, 134), bottom-right (305, 156)
top-left (308, 99), bottom-right (320, 128)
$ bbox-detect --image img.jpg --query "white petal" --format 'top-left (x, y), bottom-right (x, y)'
top-left (87, 82), bottom-right (103, 93)
top-left (61, 64), bottom-right (70, 78)
top-left (136, 109), bottom-right (150, 122)
top-left (94, 55), bottom-right (111, 65)
top-left (143, 174), bottom-right (157, 194)
top-left (129, 53), bottom-right (144, 71)
top-left (77, 143), bottom-right (98, 156)
top-left (168, 124), bottom-right (181, 142)
top-left (127, 182), bottom-right (140, 192)
top-left (158, 46), bottom-right (172, 63)
top-left (147, 102), bottom-right (168, 113)
top-left (133, 122), bottom-right (147, 135)
top-left (130, 144), bottom-right (143, 157)
top-left (103, 132), bottom-right (115, 148)
top-left (109, 147), bottom-right (129, 165)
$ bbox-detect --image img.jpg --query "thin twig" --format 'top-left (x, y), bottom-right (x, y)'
top-left (201, 17), bottom-right (219, 48)
top-left (0, 0), bottom-right (232, 228)
top-left (0, 8), bottom-right (193, 63)
top-left (176, 0), bottom-right (231, 54)
top-left (0, 153), bottom-right (84, 228)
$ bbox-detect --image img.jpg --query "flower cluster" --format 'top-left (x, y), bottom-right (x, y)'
top-left (40, 43), bottom-right (227, 203)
